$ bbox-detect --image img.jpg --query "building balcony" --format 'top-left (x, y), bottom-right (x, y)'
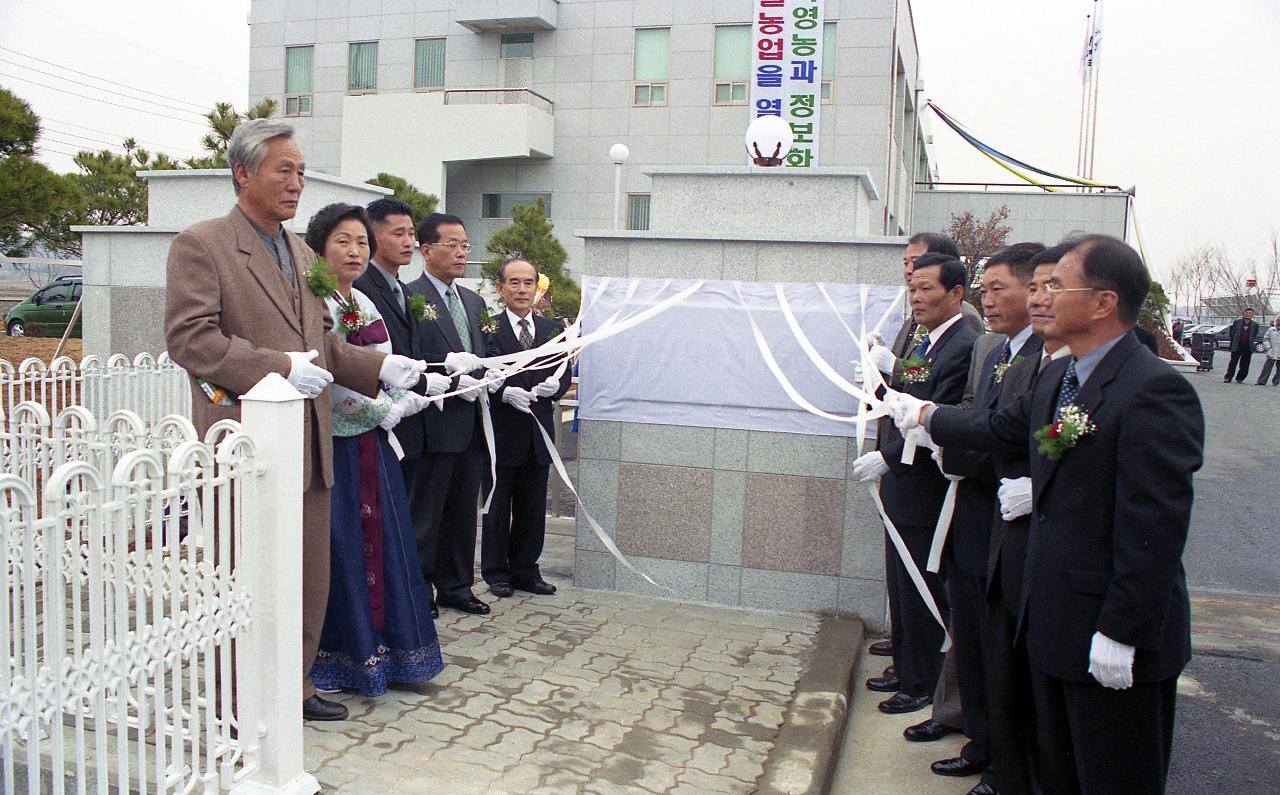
top-left (456, 0), bottom-right (558, 33)
top-left (339, 88), bottom-right (554, 201)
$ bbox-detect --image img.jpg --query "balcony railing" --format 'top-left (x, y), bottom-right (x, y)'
top-left (436, 87), bottom-right (554, 115)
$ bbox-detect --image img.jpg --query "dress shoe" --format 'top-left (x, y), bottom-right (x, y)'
top-left (488, 582), bottom-right (515, 598)
top-left (513, 579), bottom-right (557, 595)
top-left (865, 674), bottom-right (900, 692)
top-left (877, 692), bottom-right (932, 714)
top-left (868, 639), bottom-right (894, 656)
top-left (967, 783), bottom-right (998, 795)
top-left (883, 665), bottom-right (895, 677)
top-left (302, 695), bottom-right (348, 721)
top-left (931, 755), bottom-right (987, 777)
top-left (903, 718), bottom-right (958, 742)
top-left (438, 595), bottom-right (490, 615)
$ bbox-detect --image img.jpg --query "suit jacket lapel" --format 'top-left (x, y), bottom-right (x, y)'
top-left (496, 311), bottom-right (521, 352)
top-left (924, 316), bottom-right (965, 365)
top-left (975, 344), bottom-right (1003, 410)
top-left (1076, 332), bottom-right (1138, 418)
top-left (1031, 356), bottom-right (1070, 504)
top-left (413, 277), bottom-right (465, 351)
top-left (231, 210), bottom-right (303, 336)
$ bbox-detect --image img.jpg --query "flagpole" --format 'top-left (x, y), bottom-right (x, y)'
top-left (1086, 1), bottom-right (1104, 181)
top-left (1075, 12), bottom-right (1092, 181)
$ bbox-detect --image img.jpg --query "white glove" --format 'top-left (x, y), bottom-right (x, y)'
top-left (502, 386), bottom-right (535, 414)
top-left (484, 368), bottom-right (506, 393)
top-left (378, 398), bottom-right (407, 431)
top-left (852, 451), bottom-right (889, 482)
top-left (932, 448), bottom-right (962, 481)
top-left (885, 389), bottom-right (931, 432)
top-left (1087, 631), bottom-right (1135, 690)
top-left (868, 343), bottom-right (896, 374)
top-left (455, 374), bottom-right (484, 402)
top-left (422, 373), bottom-right (451, 397)
top-left (284, 350), bottom-right (333, 398)
top-left (444, 351), bottom-right (483, 374)
top-left (997, 477), bottom-right (1033, 521)
top-left (396, 393), bottom-right (435, 418)
top-left (531, 374), bottom-right (561, 398)
top-left (379, 354), bottom-right (426, 390)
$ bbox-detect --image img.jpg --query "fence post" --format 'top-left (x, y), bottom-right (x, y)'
top-left (231, 373), bottom-right (319, 795)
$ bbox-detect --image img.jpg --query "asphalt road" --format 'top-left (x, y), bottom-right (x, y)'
top-left (1168, 366), bottom-right (1280, 794)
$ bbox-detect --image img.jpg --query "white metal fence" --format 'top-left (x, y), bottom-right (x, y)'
top-left (0, 365), bottom-right (315, 795)
top-left (0, 354), bottom-right (191, 430)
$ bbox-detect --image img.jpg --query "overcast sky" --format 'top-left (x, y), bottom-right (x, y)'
top-left (3, 0), bottom-right (1276, 281)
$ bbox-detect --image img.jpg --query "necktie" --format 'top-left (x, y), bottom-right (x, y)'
top-left (914, 334), bottom-right (931, 358)
top-left (446, 287), bottom-right (472, 353)
top-left (518, 318), bottom-right (534, 350)
top-left (988, 341), bottom-right (1012, 389)
top-left (1054, 360), bottom-right (1080, 419)
top-left (1038, 353), bottom-right (1051, 374)
top-left (393, 281), bottom-right (407, 315)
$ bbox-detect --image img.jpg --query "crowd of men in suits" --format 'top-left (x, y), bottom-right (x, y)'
top-left (164, 120), bottom-right (570, 722)
top-left (852, 232), bottom-right (1205, 795)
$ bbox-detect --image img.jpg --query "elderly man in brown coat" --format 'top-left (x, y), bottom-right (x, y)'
top-left (164, 119), bottom-right (432, 721)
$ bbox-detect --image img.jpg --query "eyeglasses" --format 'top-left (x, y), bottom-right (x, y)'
top-left (1042, 284), bottom-right (1099, 298)
top-left (431, 242), bottom-right (472, 253)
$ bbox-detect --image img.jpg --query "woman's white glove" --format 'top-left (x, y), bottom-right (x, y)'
top-left (378, 398), bottom-right (407, 431)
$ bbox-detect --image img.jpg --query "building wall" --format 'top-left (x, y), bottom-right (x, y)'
top-left (911, 189), bottom-right (1131, 248)
top-left (247, 0), bottom-right (926, 274)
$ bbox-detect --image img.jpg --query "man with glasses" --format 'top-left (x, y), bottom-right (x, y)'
top-left (891, 235), bottom-right (1204, 793)
top-left (405, 213), bottom-right (491, 616)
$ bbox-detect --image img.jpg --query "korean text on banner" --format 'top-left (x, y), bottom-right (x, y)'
top-left (751, 0), bottom-right (824, 168)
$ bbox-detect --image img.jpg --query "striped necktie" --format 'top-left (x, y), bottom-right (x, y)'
top-left (446, 286), bottom-right (472, 353)
top-left (518, 318), bottom-right (534, 350)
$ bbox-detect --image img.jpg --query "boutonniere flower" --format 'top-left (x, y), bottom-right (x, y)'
top-left (407, 293), bottom-right (436, 321)
top-left (332, 291), bottom-right (375, 335)
top-left (898, 354), bottom-right (931, 384)
top-left (909, 324), bottom-right (928, 349)
top-left (1035, 404), bottom-right (1097, 460)
top-left (478, 306), bottom-right (498, 334)
top-left (993, 355), bottom-right (1024, 384)
top-left (305, 257), bottom-right (338, 297)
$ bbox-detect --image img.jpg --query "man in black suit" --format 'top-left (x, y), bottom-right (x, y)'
top-left (926, 242), bottom-right (1044, 794)
top-left (894, 235), bottom-right (1204, 793)
top-left (854, 255), bottom-right (979, 714)
top-left (404, 213), bottom-right (492, 616)
top-left (1224, 308), bottom-right (1261, 383)
top-left (481, 257), bottom-right (573, 598)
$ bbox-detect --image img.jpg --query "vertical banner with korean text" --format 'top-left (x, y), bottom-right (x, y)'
top-left (751, 0), bottom-right (824, 168)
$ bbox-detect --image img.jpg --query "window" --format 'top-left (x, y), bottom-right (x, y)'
top-left (414, 38), bottom-right (446, 88)
top-left (633, 28), bottom-right (669, 106)
top-left (348, 41), bottom-right (378, 93)
top-left (713, 25), bottom-right (750, 105)
top-left (821, 22), bottom-right (835, 103)
top-left (284, 46), bottom-right (313, 116)
top-left (626, 194), bottom-right (651, 231)
top-left (37, 284), bottom-right (71, 304)
top-left (481, 193), bottom-right (552, 219)
top-left (500, 32), bottom-right (534, 59)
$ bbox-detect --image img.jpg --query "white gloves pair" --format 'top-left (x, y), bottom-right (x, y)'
top-left (501, 374), bottom-right (562, 414)
top-left (997, 477), bottom-right (1033, 521)
top-left (1088, 631), bottom-right (1136, 690)
top-left (378, 393), bottom-right (436, 431)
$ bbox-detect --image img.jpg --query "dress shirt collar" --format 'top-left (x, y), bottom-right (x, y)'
top-left (506, 308), bottom-right (535, 333)
top-left (1073, 332), bottom-right (1127, 387)
top-left (1006, 325), bottom-right (1034, 359)
top-left (923, 312), bottom-right (963, 345)
top-left (423, 270), bottom-right (453, 304)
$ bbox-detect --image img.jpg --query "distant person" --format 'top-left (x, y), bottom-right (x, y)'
top-left (1224, 308), bottom-right (1261, 383)
top-left (1256, 317), bottom-right (1280, 386)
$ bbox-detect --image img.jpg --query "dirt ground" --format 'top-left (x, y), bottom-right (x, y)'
top-left (0, 336), bottom-right (82, 366)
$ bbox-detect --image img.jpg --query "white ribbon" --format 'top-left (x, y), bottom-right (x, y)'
top-left (927, 479), bottom-right (959, 574)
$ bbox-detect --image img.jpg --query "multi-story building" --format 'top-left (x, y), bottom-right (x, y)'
top-left (247, 0), bottom-right (933, 272)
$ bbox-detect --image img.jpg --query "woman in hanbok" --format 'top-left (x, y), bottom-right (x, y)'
top-left (303, 202), bottom-right (444, 696)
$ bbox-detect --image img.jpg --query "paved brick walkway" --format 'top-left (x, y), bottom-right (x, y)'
top-left (305, 571), bottom-right (823, 794)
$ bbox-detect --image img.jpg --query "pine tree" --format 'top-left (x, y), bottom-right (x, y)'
top-left (483, 197), bottom-right (580, 318)
top-left (366, 173), bottom-right (438, 225)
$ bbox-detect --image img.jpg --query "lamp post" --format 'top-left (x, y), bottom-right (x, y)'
top-left (610, 143), bottom-right (630, 230)
top-left (744, 115), bottom-right (794, 167)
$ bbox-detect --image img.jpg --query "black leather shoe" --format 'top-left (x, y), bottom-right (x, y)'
top-left (438, 595), bottom-right (490, 615)
top-left (302, 695), bottom-right (348, 721)
top-left (868, 639), bottom-right (894, 656)
top-left (488, 582), bottom-right (514, 598)
top-left (514, 579), bottom-right (557, 595)
top-left (877, 692), bottom-right (932, 714)
top-left (883, 665), bottom-right (895, 677)
top-left (931, 755), bottom-right (987, 777)
top-left (904, 718), bottom-right (957, 742)
top-left (967, 783), bottom-right (998, 795)
top-left (865, 674), bottom-right (900, 692)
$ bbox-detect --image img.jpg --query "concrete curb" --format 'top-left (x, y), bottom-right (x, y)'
top-left (756, 611), bottom-right (864, 795)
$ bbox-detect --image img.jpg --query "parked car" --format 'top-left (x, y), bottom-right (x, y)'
top-left (1179, 324), bottom-right (1205, 346)
top-left (4, 276), bottom-right (83, 338)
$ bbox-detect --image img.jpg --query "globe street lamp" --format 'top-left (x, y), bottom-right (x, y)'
top-left (744, 115), bottom-right (794, 167)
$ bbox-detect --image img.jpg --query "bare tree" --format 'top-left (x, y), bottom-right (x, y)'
top-left (948, 205), bottom-right (1011, 308)
top-left (1169, 245), bottom-right (1220, 322)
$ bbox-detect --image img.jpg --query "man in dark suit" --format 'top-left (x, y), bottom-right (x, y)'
top-left (1224, 308), bottom-right (1261, 383)
top-left (895, 235), bottom-right (1204, 793)
top-left (404, 213), bottom-right (491, 616)
top-left (481, 257), bottom-right (573, 598)
top-left (926, 242), bottom-right (1044, 794)
top-left (854, 255), bottom-right (979, 714)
